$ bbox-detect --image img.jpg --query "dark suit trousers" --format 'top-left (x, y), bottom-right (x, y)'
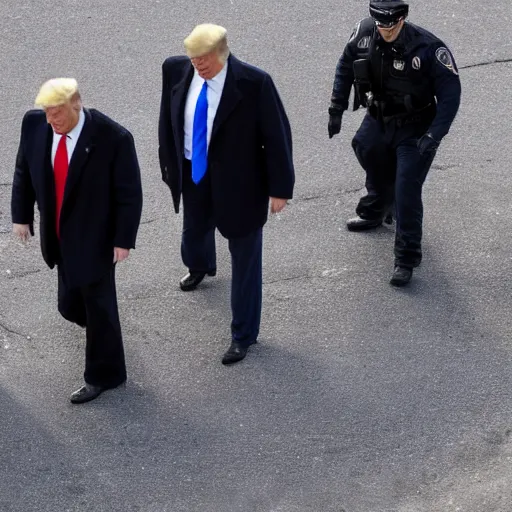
top-left (57, 265), bottom-right (127, 387)
top-left (181, 159), bottom-right (262, 344)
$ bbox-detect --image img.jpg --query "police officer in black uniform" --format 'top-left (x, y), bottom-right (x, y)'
top-left (328, 0), bottom-right (461, 286)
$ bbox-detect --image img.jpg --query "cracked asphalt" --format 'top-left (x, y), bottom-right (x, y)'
top-left (1, 1), bottom-right (511, 511)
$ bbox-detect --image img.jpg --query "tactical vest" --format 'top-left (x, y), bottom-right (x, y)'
top-left (353, 19), bottom-right (435, 117)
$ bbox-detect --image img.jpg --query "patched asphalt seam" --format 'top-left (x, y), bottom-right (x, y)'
top-left (460, 58), bottom-right (512, 70)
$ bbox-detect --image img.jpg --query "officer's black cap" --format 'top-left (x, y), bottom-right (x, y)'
top-left (369, 0), bottom-right (409, 24)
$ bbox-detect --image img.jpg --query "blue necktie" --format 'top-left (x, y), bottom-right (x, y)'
top-left (192, 81), bottom-right (208, 184)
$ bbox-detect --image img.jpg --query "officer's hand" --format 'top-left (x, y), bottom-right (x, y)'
top-left (328, 114), bottom-right (342, 139)
top-left (417, 133), bottom-right (440, 156)
top-left (13, 223), bottom-right (31, 243)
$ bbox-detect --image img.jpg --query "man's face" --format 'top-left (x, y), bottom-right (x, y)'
top-left (191, 50), bottom-right (224, 80)
top-left (376, 18), bottom-right (405, 43)
top-left (45, 98), bottom-right (80, 134)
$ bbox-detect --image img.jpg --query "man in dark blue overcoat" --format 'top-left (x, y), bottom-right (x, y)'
top-left (159, 24), bottom-right (295, 364)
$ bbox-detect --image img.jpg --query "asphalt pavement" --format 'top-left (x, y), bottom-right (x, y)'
top-left (0, 1), bottom-right (511, 511)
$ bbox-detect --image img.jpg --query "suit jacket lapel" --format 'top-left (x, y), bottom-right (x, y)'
top-left (62, 108), bottom-right (94, 209)
top-left (170, 64), bottom-right (194, 158)
top-left (210, 55), bottom-right (242, 144)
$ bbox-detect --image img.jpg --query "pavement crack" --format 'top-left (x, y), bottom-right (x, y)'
top-left (460, 58), bottom-right (512, 70)
top-left (141, 218), bottom-right (158, 225)
top-left (431, 163), bottom-right (459, 171)
top-left (0, 319), bottom-right (25, 338)
top-left (300, 195), bottom-right (323, 202)
top-left (343, 186), bottom-right (365, 194)
top-left (7, 269), bottom-right (41, 278)
top-left (264, 274), bottom-right (313, 285)
top-left (265, 268), bottom-right (371, 286)
top-left (123, 294), bottom-right (162, 301)
top-left (295, 185), bottom-right (365, 203)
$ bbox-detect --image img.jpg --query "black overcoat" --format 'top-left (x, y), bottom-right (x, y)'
top-left (11, 108), bottom-right (143, 287)
top-left (158, 54), bottom-right (295, 239)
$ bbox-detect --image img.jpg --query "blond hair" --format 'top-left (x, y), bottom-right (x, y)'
top-left (35, 78), bottom-right (80, 108)
top-left (184, 24), bottom-right (229, 60)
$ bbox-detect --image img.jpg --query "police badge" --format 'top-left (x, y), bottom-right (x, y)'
top-left (412, 56), bottom-right (421, 70)
top-left (393, 59), bottom-right (405, 71)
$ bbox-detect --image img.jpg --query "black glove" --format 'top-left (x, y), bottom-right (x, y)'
top-left (328, 108), bottom-right (343, 139)
top-left (417, 133), bottom-right (440, 155)
top-left (328, 115), bottom-right (341, 139)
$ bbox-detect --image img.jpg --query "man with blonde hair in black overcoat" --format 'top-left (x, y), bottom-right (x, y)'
top-left (12, 78), bottom-right (143, 403)
top-left (159, 24), bottom-right (295, 365)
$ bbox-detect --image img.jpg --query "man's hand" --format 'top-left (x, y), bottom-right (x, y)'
top-left (417, 133), bottom-right (440, 156)
top-left (270, 197), bottom-right (287, 214)
top-left (113, 247), bottom-right (130, 263)
top-left (13, 223), bottom-right (31, 242)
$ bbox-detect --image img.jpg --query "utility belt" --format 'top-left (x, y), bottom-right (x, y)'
top-left (368, 101), bottom-right (434, 127)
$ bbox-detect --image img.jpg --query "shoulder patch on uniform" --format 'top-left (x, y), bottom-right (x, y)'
top-left (435, 47), bottom-right (458, 75)
top-left (357, 36), bottom-right (370, 49)
top-left (412, 56), bottom-right (421, 70)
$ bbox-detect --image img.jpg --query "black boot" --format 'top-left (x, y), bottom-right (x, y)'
top-left (390, 266), bottom-right (413, 287)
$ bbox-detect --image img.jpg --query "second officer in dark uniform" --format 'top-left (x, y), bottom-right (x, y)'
top-left (328, 0), bottom-right (461, 286)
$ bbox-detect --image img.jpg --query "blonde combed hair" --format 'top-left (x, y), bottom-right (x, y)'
top-left (184, 24), bottom-right (229, 60)
top-left (35, 78), bottom-right (79, 108)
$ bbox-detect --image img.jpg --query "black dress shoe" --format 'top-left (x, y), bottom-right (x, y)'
top-left (390, 266), bottom-right (413, 287)
top-left (221, 341), bottom-right (256, 365)
top-left (179, 270), bottom-right (216, 291)
top-left (70, 384), bottom-right (105, 404)
top-left (346, 216), bottom-right (383, 232)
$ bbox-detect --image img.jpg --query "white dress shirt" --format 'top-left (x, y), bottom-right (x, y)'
top-left (184, 61), bottom-right (228, 160)
top-left (51, 108), bottom-right (86, 167)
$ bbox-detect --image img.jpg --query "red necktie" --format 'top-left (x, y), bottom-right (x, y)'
top-left (54, 134), bottom-right (69, 238)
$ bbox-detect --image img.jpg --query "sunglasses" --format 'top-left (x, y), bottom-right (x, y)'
top-left (373, 17), bottom-right (402, 29)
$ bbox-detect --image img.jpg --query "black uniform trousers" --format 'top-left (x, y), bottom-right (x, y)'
top-left (57, 265), bottom-right (127, 388)
top-left (181, 159), bottom-right (262, 344)
top-left (352, 113), bottom-right (436, 268)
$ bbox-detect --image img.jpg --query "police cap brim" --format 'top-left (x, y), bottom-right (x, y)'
top-left (369, 1), bottom-right (409, 24)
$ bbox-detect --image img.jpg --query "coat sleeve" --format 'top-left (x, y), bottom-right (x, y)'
top-left (428, 44), bottom-right (462, 142)
top-left (112, 130), bottom-right (143, 249)
top-left (158, 60), bottom-right (174, 185)
top-left (11, 114), bottom-right (36, 233)
top-left (258, 74), bottom-right (295, 199)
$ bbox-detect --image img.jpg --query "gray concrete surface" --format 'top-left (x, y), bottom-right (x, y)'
top-left (0, 1), bottom-right (511, 511)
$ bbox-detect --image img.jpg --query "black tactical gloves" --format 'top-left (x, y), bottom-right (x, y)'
top-left (328, 107), bottom-right (343, 139)
top-left (417, 133), bottom-right (440, 155)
